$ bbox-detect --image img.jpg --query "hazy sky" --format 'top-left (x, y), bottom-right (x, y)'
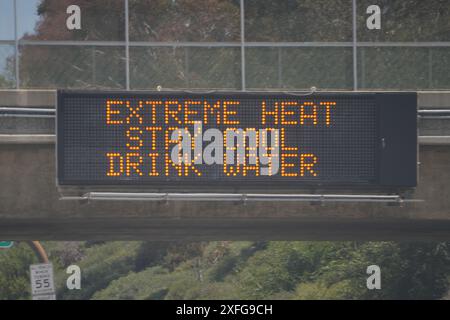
top-left (0, 0), bottom-right (15, 40)
top-left (0, 0), bottom-right (42, 77)
top-left (0, 0), bottom-right (42, 40)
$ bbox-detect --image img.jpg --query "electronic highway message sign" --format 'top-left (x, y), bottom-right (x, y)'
top-left (57, 91), bottom-right (417, 189)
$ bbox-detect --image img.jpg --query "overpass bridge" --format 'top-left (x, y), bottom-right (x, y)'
top-left (1, 90), bottom-right (450, 241)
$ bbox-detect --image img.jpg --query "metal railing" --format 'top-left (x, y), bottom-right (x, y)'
top-left (418, 109), bottom-right (450, 119)
top-left (2, 106), bottom-right (450, 120)
top-left (59, 192), bottom-right (422, 204)
top-left (0, 107), bottom-right (55, 118)
top-left (2, 106), bottom-right (450, 145)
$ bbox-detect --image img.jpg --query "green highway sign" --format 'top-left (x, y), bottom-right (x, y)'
top-left (0, 241), bottom-right (14, 249)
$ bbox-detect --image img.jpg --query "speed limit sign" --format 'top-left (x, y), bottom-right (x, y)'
top-left (30, 263), bottom-right (55, 298)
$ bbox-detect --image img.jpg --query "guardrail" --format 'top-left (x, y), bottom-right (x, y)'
top-left (418, 109), bottom-right (450, 119)
top-left (2, 107), bottom-right (450, 146)
top-left (2, 107), bottom-right (450, 119)
top-left (0, 107), bottom-right (55, 118)
top-left (60, 192), bottom-right (422, 204)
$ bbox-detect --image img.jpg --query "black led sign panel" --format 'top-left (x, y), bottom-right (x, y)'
top-left (57, 91), bottom-right (417, 189)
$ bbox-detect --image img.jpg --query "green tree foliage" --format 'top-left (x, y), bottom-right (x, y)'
top-left (1, 241), bottom-right (450, 300)
top-left (0, 55), bottom-right (15, 88)
top-left (245, 0), bottom-right (353, 42)
top-left (0, 75), bottom-right (11, 88)
top-left (0, 243), bottom-right (37, 300)
top-left (295, 242), bottom-right (450, 300)
top-left (63, 241), bottom-right (450, 300)
top-left (56, 241), bottom-right (142, 300)
top-left (92, 266), bottom-right (173, 300)
top-left (135, 241), bottom-right (205, 272)
top-left (45, 241), bottom-right (85, 268)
